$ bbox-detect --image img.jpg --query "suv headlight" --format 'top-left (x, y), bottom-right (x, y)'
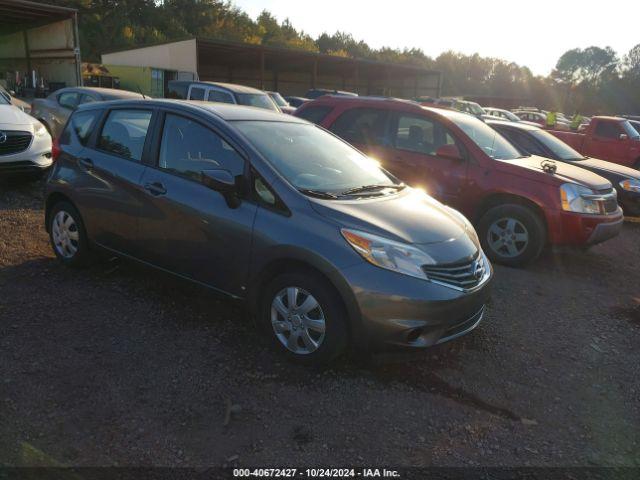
top-left (341, 228), bottom-right (435, 280)
top-left (34, 122), bottom-right (48, 138)
top-left (620, 178), bottom-right (640, 193)
top-left (560, 183), bottom-right (608, 215)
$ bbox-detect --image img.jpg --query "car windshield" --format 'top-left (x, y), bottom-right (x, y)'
top-left (448, 114), bottom-right (522, 160)
top-left (234, 121), bottom-right (397, 196)
top-left (236, 93), bottom-right (279, 111)
top-left (0, 93), bottom-right (9, 105)
top-left (268, 92), bottom-right (288, 107)
top-left (531, 130), bottom-right (584, 160)
top-left (468, 102), bottom-right (485, 115)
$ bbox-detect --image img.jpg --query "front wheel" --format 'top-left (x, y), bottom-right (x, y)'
top-left (260, 271), bottom-right (348, 365)
top-left (478, 204), bottom-right (546, 267)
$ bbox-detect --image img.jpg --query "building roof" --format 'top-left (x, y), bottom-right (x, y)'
top-left (0, 0), bottom-right (76, 32)
top-left (104, 37), bottom-right (441, 76)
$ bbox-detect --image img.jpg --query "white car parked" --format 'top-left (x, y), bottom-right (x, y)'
top-left (0, 92), bottom-right (52, 178)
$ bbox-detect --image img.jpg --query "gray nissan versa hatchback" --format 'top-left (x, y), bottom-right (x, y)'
top-left (45, 99), bottom-right (492, 364)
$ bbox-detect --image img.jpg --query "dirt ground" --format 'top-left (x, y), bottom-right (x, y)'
top-left (1, 178), bottom-right (639, 469)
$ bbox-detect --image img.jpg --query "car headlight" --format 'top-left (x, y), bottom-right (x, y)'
top-left (560, 183), bottom-right (608, 215)
top-left (620, 178), bottom-right (640, 193)
top-left (34, 122), bottom-right (48, 137)
top-left (341, 228), bottom-right (435, 280)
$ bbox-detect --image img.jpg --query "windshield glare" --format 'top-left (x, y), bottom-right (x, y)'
top-left (531, 130), bottom-right (583, 160)
top-left (449, 114), bottom-right (521, 160)
top-left (622, 120), bottom-right (640, 139)
top-left (236, 93), bottom-right (279, 111)
top-left (234, 121), bottom-right (396, 194)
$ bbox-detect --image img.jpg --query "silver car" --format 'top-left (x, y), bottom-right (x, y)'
top-left (31, 87), bottom-right (145, 138)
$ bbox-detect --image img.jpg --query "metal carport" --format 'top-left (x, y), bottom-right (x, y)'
top-left (0, 0), bottom-right (81, 94)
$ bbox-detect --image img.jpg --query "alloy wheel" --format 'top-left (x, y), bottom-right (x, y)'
top-left (52, 210), bottom-right (79, 259)
top-left (271, 287), bottom-right (326, 354)
top-left (487, 217), bottom-right (529, 258)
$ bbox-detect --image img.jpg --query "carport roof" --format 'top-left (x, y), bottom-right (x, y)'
top-left (0, 0), bottom-right (77, 33)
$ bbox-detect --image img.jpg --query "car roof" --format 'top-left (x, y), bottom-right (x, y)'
top-left (486, 119), bottom-right (540, 131)
top-left (56, 87), bottom-right (144, 100)
top-left (181, 81), bottom-right (266, 95)
top-left (78, 98), bottom-right (307, 123)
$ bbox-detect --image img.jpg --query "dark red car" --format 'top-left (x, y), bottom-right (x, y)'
top-left (296, 97), bottom-right (623, 266)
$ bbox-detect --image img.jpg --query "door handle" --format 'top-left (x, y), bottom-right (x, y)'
top-left (78, 157), bottom-right (93, 169)
top-left (144, 182), bottom-right (167, 196)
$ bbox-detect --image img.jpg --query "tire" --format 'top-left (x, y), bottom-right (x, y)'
top-left (478, 204), bottom-right (546, 267)
top-left (48, 201), bottom-right (92, 267)
top-left (259, 271), bottom-right (349, 365)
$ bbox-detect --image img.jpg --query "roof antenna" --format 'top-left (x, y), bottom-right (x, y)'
top-left (135, 84), bottom-right (146, 99)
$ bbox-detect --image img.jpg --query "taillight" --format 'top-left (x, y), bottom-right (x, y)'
top-left (51, 137), bottom-right (61, 162)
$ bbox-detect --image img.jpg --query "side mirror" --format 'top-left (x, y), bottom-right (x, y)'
top-left (201, 169), bottom-right (240, 208)
top-left (435, 144), bottom-right (464, 161)
top-left (619, 133), bottom-right (628, 141)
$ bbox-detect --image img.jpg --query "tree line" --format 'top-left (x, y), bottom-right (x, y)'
top-left (49, 0), bottom-right (640, 115)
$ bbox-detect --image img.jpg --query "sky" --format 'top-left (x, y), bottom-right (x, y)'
top-left (232, 0), bottom-right (637, 76)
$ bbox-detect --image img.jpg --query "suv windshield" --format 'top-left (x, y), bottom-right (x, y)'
top-left (234, 121), bottom-right (397, 196)
top-left (622, 120), bottom-right (640, 139)
top-left (448, 114), bottom-right (522, 160)
top-left (236, 93), bottom-right (279, 112)
top-left (531, 130), bottom-right (584, 160)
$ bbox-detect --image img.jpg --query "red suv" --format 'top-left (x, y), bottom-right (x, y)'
top-left (296, 97), bottom-right (624, 266)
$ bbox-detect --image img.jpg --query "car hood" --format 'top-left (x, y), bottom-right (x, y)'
top-left (0, 104), bottom-right (35, 128)
top-left (570, 157), bottom-right (640, 180)
top-left (500, 155), bottom-right (612, 190)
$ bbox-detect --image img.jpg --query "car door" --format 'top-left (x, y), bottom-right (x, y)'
top-left (75, 107), bottom-right (154, 255)
top-left (137, 111), bottom-right (258, 297)
top-left (589, 121), bottom-right (627, 164)
top-left (385, 112), bottom-right (469, 208)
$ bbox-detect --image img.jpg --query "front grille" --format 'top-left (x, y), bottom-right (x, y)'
top-left (0, 130), bottom-right (32, 156)
top-left (422, 253), bottom-right (488, 291)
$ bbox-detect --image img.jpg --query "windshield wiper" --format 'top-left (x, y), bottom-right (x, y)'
top-left (341, 184), bottom-right (406, 196)
top-left (298, 188), bottom-right (338, 199)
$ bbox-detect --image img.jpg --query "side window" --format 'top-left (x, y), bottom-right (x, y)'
top-left (189, 87), bottom-right (205, 101)
top-left (159, 114), bottom-right (245, 182)
top-left (79, 94), bottom-right (98, 105)
top-left (58, 92), bottom-right (79, 110)
top-left (97, 109), bottom-right (152, 162)
top-left (330, 108), bottom-right (388, 145)
top-left (207, 89), bottom-right (234, 103)
top-left (59, 109), bottom-right (101, 146)
top-left (393, 114), bottom-right (454, 156)
top-left (296, 106), bottom-right (333, 125)
top-left (594, 121), bottom-right (622, 139)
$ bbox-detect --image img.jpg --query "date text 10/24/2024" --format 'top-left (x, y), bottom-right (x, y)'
top-left (233, 468), bottom-right (401, 478)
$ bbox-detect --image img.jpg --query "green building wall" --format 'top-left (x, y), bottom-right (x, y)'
top-left (104, 65), bottom-right (154, 96)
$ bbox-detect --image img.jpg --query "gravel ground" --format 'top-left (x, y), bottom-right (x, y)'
top-left (0, 178), bottom-right (639, 468)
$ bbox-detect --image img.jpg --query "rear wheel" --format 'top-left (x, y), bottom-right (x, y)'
top-left (478, 204), bottom-right (546, 267)
top-left (260, 271), bottom-right (348, 365)
top-left (48, 201), bottom-right (92, 267)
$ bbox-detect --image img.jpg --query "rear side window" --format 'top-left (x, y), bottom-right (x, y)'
top-left (330, 108), bottom-right (388, 145)
top-left (158, 114), bottom-right (245, 181)
top-left (166, 82), bottom-right (188, 99)
top-left (60, 109), bottom-right (101, 146)
top-left (207, 90), bottom-right (234, 103)
top-left (58, 92), bottom-right (79, 110)
top-left (189, 87), bottom-right (205, 101)
top-left (97, 109), bottom-right (152, 162)
top-left (594, 121), bottom-right (622, 139)
top-left (296, 105), bottom-right (332, 125)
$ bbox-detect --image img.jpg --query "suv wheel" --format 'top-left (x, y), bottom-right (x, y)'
top-left (478, 204), bottom-right (545, 267)
top-left (48, 201), bottom-right (91, 267)
top-left (260, 272), bottom-right (348, 365)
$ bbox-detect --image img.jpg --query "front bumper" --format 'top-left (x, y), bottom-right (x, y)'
top-left (547, 208), bottom-right (624, 246)
top-left (0, 156), bottom-right (52, 174)
top-left (339, 261), bottom-right (492, 350)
